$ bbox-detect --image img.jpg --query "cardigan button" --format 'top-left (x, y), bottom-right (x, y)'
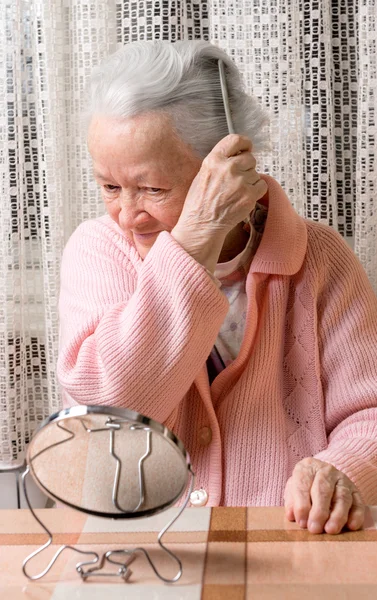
top-left (198, 426), bottom-right (212, 446)
top-left (190, 488), bottom-right (208, 507)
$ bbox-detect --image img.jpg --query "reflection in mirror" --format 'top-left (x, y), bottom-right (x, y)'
top-left (28, 408), bottom-right (189, 518)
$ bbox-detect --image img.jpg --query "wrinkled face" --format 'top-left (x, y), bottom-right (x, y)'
top-left (88, 113), bottom-right (202, 259)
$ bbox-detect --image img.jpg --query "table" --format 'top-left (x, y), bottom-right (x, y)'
top-left (1, 506), bottom-right (377, 599)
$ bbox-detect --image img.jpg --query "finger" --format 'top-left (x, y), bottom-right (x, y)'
top-left (323, 481), bottom-right (353, 534)
top-left (307, 467), bottom-right (338, 534)
top-left (230, 152), bottom-right (257, 172)
top-left (252, 178), bottom-right (268, 201)
top-left (216, 134), bottom-right (253, 158)
top-left (284, 478), bottom-right (295, 522)
top-left (290, 465), bottom-right (316, 528)
top-left (346, 491), bottom-right (365, 531)
top-left (245, 169), bottom-right (262, 185)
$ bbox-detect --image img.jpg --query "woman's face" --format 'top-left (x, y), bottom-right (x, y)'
top-left (88, 113), bottom-right (202, 259)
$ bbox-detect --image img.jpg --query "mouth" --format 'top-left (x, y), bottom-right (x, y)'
top-left (132, 231), bottom-right (161, 241)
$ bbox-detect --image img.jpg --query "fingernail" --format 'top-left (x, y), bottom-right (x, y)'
top-left (308, 521), bottom-right (321, 533)
top-left (348, 519), bottom-right (359, 531)
top-left (299, 520), bottom-right (307, 529)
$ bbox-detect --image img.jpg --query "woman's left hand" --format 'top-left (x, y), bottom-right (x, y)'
top-left (284, 457), bottom-right (365, 534)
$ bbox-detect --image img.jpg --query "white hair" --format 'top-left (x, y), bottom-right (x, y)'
top-left (87, 40), bottom-right (270, 157)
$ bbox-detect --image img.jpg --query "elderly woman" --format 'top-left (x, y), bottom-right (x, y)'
top-left (57, 40), bottom-right (377, 534)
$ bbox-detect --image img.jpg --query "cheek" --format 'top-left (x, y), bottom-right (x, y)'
top-left (159, 209), bottom-right (182, 229)
top-left (105, 202), bottom-right (120, 223)
top-left (155, 194), bottom-right (187, 228)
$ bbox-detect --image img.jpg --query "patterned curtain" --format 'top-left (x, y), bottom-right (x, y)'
top-left (0, 0), bottom-right (376, 466)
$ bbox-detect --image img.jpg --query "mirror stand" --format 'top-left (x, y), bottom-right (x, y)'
top-left (22, 465), bottom-right (195, 583)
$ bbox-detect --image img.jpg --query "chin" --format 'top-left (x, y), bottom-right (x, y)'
top-left (133, 232), bottom-right (162, 260)
top-left (135, 242), bottom-right (154, 260)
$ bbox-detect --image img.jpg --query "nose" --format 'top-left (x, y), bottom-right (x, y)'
top-left (118, 191), bottom-right (151, 230)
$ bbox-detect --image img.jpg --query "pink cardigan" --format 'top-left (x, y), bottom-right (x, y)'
top-left (57, 175), bottom-right (377, 506)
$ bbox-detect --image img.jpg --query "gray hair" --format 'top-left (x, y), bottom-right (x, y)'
top-left (87, 40), bottom-right (270, 158)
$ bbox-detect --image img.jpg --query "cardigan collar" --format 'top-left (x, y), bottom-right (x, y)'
top-left (250, 174), bottom-right (308, 276)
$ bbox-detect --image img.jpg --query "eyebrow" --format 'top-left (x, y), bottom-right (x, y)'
top-left (93, 171), bottom-right (109, 182)
top-left (93, 170), bottom-right (148, 183)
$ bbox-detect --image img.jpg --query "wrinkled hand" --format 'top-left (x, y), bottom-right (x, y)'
top-left (171, 134), bottom-right (267, 272)
top-left (284, 458), bottom-right (364, 534)
top-left (177, 134), bottom-right (266, 234)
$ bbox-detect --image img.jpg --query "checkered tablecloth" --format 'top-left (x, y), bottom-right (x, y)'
top-left (1, 506), bottom-right (377, 599)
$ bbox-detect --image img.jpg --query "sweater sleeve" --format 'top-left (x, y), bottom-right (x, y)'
top-left (57, 219), bottom-right (229, 423)
top-left (312, 224), bottom-right (377, 503)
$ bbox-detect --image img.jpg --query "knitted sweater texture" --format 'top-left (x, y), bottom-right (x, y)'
top-left (57, 175), bottom-right (377, 506)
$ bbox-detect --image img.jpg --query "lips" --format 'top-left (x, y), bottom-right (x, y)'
top-left (133, 231), bottom-right (161, 241)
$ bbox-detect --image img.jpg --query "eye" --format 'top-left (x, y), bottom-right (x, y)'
top-left (103, 184), bottom-right (120, 193)
top-left (147, 187), bottom-right (162, 194)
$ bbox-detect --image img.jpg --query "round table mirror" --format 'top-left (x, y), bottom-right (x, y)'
top-left (22, 405), bottom-right (195, 583)
top-left (27, 405), bottom-right (191, 519)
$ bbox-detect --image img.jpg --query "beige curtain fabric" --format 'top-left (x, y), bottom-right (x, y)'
top-left (0, 0), bottom-right (376, 466)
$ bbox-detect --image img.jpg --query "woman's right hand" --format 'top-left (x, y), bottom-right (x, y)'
top-left (171, 134), bottom-right (268, 272)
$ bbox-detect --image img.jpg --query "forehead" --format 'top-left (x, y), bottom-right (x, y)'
top-left (88, 113), bottom-right (193, 177)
